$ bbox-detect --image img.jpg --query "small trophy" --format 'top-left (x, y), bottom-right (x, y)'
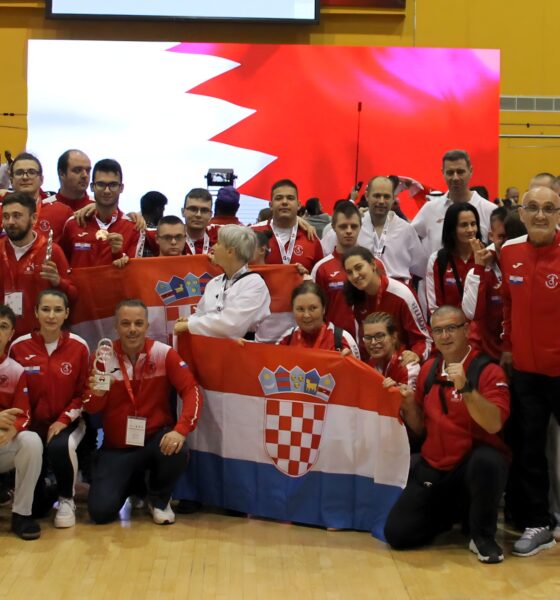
top-left (44, 229), bottom-right (53, 263)
top-left (93, 338), bottom-right (114, 392)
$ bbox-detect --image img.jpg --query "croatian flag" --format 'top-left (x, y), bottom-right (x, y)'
top-left (69, 256), bottom-right (301, 348)
top-left (175, 334), bottom-right (410, 540)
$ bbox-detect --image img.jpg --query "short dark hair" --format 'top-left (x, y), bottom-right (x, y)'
top-left (255, 229), bottom-right (273, 248)
top-left (332, 200), bottom-right (361, 227)
top-left (36, 288), bottom-right (69, 309)
top-left (215, 199), bottom-right (238, 216)
top-left (305, 198), bottom-right (322, 216)
top-left (140, 191), bottom-right (167, 215)
top-left (490, 206), bottom-right (508, 225)
top-left (2, 192), bottom-right (37, 214)
top-left (442, 149), bottom-right (472, 169)
top-left (271, 179), bottom-right (298, 198)
top-left (115, 299), bottom-right (148, 318)
top-left (92, 158), bottom-right (123, 182)
top-left (184, 188), bottom-right (212, 207)
top-left (431, 304), bottom-right (465, 323)
top-left (157, 215), bottom-right (184, 230)
top-left (0, 304), bottom-right (16, 328)
top-left (291, 280), bottom-right (327, 310)
top-left (10, 152), bottom-right (43, 176)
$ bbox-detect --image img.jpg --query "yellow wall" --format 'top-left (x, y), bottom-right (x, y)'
top-left (1, 0), bottom-right (559, 194)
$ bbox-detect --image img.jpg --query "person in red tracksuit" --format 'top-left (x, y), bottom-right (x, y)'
top-left (425, 202), bottom-right (482, 315)
top-left (0, 304), bottom-right (43, 540)
top-left (60, 158), bottom-right (141, 268)
top-left (0, 152), bottom-right (73, 244)
top-left (0, 193), bottom-right (77, 339)
top-left (384, 305), bottom-right (510, 564)
top-left (312, 201), bottom-right (364, 337)
top-left (252, 178), bottom-right (323, 274)
top-left (84, 299), bottom-right (202, 526)
top-left (54, 149), bottom-right (93, 212)
top-left (278, 280), bottom-right (359, 359)
top-left (10, 289), bottom-right (89, 529)
top-left (343, 246), bottom-right (432, 363)
top-left (363, 311), bottom-right (420, 390)
top-left (500, 186), bottom-right (560, 557)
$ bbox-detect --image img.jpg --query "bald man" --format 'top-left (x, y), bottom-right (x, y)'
top-left (501, 186), bottom-right (560, 557)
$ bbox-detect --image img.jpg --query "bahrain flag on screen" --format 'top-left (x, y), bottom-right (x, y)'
top-left (27, 41), bottom-right (499, 219)
top-left (175, 333), bottom-right (410, 540)
top-left (174, 44), bottom-right (500, 208)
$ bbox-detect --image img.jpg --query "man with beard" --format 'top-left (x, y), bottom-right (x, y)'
top-left (0, 152), bottom-right (73, 244)
top-left (0, 192), bottom-right (76, 338)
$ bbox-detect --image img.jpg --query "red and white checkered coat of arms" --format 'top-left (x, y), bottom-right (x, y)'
top-left (259, 366), bottom-right (336, 477)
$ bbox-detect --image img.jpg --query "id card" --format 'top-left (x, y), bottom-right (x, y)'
top-left (126, 416), bottom-right (146, 447)
top-left (5, 292), bottom-right (23, 316)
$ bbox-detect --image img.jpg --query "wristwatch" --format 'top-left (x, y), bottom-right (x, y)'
top-left (457, 381), bottom-right (473, 394)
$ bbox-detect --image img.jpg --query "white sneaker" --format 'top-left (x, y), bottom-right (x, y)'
top-left (149, 502), bottom-right (175, 525)
top-left (54, 498), bottom-right (76, 528)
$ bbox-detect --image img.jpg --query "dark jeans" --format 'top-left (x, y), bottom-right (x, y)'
top-left (507, 369), bottom-right (560, 528)
top-left (384, 445), bottom-right (508, 549)
top-left (88, 428), bottom-right (189, 524)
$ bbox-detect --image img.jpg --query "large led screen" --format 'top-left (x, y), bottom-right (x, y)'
top-left (47, 0), bottom-right (318, 22)
top-left (27, 41), bottom-right (499, 222)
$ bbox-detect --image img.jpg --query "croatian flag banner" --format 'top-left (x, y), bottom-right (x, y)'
top-left (69, 257), bottom-right (301, 348)
top-left (175, 334), bottom-right (410, 540)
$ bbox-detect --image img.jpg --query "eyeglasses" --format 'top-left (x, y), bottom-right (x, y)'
top-left (184, 206), bottom-right (212, 215)
top-left (92, 181), bottom-right (121, 191)
top-left (521, 204), bottom-right (560, 216)
top-left (13, 168), bottom-right (40, 178)
top-left (363, 332), bottom-right (387, 343)
top-left (158, 234), bottom-right (186, 243)
top-left (431, 323), bottom-right (466, 337)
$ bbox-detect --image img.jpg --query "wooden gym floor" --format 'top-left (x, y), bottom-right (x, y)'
top-left (1, 502), bottom-right (559, 600)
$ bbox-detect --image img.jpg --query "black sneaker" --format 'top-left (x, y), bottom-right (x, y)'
top-left (469, 538), bottom-right (504, 564)
top-left (11, 513), bottom-right (41, 541)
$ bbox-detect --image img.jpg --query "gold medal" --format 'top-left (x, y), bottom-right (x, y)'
top-left (95, 230), bottom-right (109, 241)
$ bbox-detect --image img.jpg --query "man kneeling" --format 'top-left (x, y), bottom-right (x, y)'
top-left (84, 299), bottom-right (202, 525)
top-left (384, 306), bottom-right (510, 563)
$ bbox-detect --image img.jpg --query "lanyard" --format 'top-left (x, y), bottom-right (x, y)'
top-left (271, 222), bottom-right (298, 264)
top-left (95, 212), bottom-right (118, 231)
top-left (186, 233), bottom-right (210, 255)
top-left (1, 234), bottom-right (46, 292)
top-left (490, 262), bottom-right (502, 286)
top-left (117, 349), bottom-right (151, 415)
top-left (215, 265), bottom-right (250, 311)
top-left (371, 213), bottom-right (392, 258)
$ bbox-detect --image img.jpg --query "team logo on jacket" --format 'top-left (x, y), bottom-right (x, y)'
top-left (293, 244), bottom-right (303, 256)
top-left (155, 273), bottom-right (213, 305)
top-left (546, 274), bottom-right (559, 289)
top-left (60, 362), bottom-right (72, 375)
top-left (39, 219), bottom-right (50, 232)
top-left (259, 366), bottom-right (335, 477)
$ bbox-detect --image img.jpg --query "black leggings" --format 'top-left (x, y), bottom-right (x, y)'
top-left (385, 445), bottom-right (508, 549)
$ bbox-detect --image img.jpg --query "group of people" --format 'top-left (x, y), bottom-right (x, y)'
top-left (0, 147), bottom-right (558, 568)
